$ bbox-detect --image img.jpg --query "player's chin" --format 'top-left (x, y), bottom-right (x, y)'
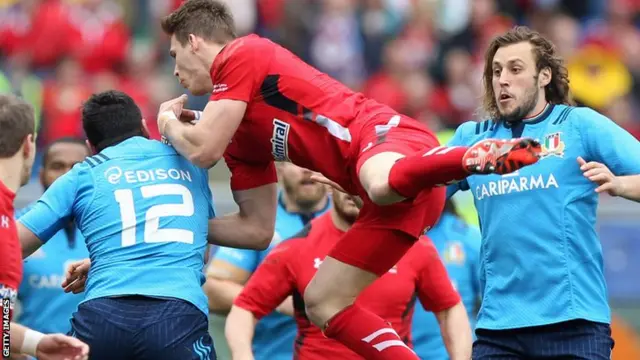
top-left (187, 84), bottom-right (209, 97)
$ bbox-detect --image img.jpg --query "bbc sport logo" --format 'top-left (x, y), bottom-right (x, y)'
top-left (1, 285), bottom-right (17, 359)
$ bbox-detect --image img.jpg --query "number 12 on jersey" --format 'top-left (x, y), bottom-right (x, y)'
top-left (114, 184), bottom-right (195, 247)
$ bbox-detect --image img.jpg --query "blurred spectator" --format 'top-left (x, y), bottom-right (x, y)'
top-left (311, 0), bottom-right (366, 89)
top-left (41, 58), bottom-right (90, 145)
top-left (359, 0), bottom-right (404, 74)
top-left (218, 0), bottom-right (257, 36)
top-left (602, 96), bottom-right (640, 140)
top-left (544, 13), bottom-right (580, 58)
top-left (567, 41), bottom-right (632, 110)
top-left (363, 39), bottom-right (410, 112)
top-left (66, 0), bottom-right (130, 73)
top-left (2, 0), bottom-right (72, 70)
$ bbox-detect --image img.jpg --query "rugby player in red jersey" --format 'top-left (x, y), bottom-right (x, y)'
top-left (157, 1), bottom-right (540, 359)
top-left (0, 94), bottom-right (89, 360)
top-left (225, 188), bottom-right (472, 360)
top-left (0, 94), bottom-right (36, 322)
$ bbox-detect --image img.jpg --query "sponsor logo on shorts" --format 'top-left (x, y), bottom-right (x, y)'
top-left (271, 119), bottom-right (291, 162)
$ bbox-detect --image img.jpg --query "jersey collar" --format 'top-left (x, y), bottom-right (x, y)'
top-left (504, 103), bottom-right (555, 128)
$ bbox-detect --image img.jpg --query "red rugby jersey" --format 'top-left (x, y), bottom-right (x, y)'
top-left (234, 213), bottom-right (460, 359)
top-left (210, 35), bottom-right (436, 194)
top-left (0, 180), bottom-right (22, 292)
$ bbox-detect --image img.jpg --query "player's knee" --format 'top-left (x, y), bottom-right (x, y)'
top-left (365, 180), bottom-right (398, 206)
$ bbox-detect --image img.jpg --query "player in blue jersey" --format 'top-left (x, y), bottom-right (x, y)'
top-left (447, 26), bottom-right (640, 359)
top-left (15, 90), bottom-right (217, 360)
top-left (412, 199), bottom-right (481, 360)
top-left (16, 138), bottom-right (90, 336)
top-left (205, 162), bottom-right (331, 360)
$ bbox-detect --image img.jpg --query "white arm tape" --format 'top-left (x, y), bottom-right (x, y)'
top-left (160, 110), bottom-right (178, 122)
top-left (21, 329), bottom-right (45, 356)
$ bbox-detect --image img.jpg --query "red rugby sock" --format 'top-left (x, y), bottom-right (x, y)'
top-left (388, 146), bottom-right (469, 198)
top-left (323, 304), bottom-right (419, 359)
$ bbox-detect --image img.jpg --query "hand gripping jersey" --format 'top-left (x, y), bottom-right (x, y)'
top-left (234, 213), bottom-right (461, 359)
top-left (0, 180), bottom-right (20, 320)
top-left (447, 104), bottom-right (640, 330)
top-left (19, 137), bottom-right (215, 315)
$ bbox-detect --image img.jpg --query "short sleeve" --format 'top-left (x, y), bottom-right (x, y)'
top-left (18, 168), bottom-right (80, 243)
top-left (209, 37), bottom-right (265, 103)
top-left (233, 241), bottom-right (296, 319)
top-left (414, 238), bottom-right (461, 312)
top-left (213, 246), bottom-right (260, 273)
top-left (224, 152), bottom-right (277, 191)
top-left (575, 107), bottom-right (640, 175)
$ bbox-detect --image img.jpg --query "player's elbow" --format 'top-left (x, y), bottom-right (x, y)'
top-left (248, 227), bottom-right (273, 250)
top-left (189, 149), bottom-right (221, 169)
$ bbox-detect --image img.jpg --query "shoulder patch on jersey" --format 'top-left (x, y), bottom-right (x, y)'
top-left (540, 132), bottom-right (566, 158)
top-left (552, 106), bottom-right (575, 125)
top-left (443, 241), bottom-right (466, 265)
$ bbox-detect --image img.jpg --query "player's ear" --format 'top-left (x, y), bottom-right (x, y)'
top-left (85, 140), bottom-right (97, 155)
top-left (188, 34), bottom-right (199, 52)
top-left (22, 133), bottom-right (35, 159)
top-left (141, 118), bottom-right (151, 139)
top-left (539, 67), bottom-right (552, 88)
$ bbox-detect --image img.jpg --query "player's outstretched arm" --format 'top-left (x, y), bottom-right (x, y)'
top-left (17, 168), bottom-right (80, 258)
top-left (225, 305), bottom-right (257, 360)
top-left (10, 323), bottom-right (89, 360)
top-left (204, 258), bottom-right (252, 314)
top-left (578, 157), bottom-right (640, 202)
top-left (159, 97), bottom-right (247, 169)
top-left (17, 222), bottom-right (43, 258)
top-left (415, 239), bottom-right (472, 360)
top-left (434, 302), bottom-right (473, 360)
top-left (207, 184), bottom-right (277, 250)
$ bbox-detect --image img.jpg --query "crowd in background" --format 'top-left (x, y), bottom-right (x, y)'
top-left (4, 0), bottom-right (640, 358)
top-left (1, 0), bottom-right (640, 153)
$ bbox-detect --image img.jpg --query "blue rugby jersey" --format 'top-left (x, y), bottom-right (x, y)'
top-left (19, 137), bottom-right (215, 315)
top-left (447, 104), bottom-right (640, 330)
